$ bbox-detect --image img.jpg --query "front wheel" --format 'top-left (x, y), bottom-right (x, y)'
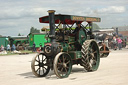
top-left (31, 53), bottom-right (50, 77)
top-left (54, 52), bottom-right (72, 78)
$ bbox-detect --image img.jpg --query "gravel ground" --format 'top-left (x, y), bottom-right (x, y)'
top-left (0, 48), bottom-right (128, 85)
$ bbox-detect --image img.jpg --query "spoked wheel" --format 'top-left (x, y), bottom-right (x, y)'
top-left (100, 46), bottom-right (109, 58)
top-left (81, 39), bottom-right (100, 71)
top-left (31, 53), bottom-right (50, 77)
top-left (54, 52), bottom-right (72, 78)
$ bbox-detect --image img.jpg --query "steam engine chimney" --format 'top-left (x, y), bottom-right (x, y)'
top-left (47, 10), bottom-right (56, 42)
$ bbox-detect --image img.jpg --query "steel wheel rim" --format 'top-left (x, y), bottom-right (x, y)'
top-left (88, 41), bottom-right (99, 70)
top-left (100, 46), bottom-right (109, 58)
top-left (81, 40), bottom-right (100, 71)
top-left (31, 53), bottom-right (50, 77)
top-left (54, 52), bottom-right (72, 78)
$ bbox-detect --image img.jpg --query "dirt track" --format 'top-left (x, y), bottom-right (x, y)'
top-left (0, 48), bottom-right (128, 85)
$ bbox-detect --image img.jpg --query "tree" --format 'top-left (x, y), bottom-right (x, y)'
top-left (92, 23), bottom-right (100, 30)
top-left (18, 33), bottom-right (21, 36)
top-left (30, 27), bottom-right (40, 33)
top-left (0, 35), bottom-right (2, 37)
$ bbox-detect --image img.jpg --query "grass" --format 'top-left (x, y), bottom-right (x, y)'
top-left (0, 50), bottom-right (34, 56)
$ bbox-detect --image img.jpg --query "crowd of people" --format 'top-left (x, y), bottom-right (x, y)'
top-left (0, 42), bottom-right (41, 54)
top-left (95, 33), bottom-right (126, 51)
top-left (109, 36), bottom-right (124, 50)
top-left (0, 44), bottom-right (16, 53)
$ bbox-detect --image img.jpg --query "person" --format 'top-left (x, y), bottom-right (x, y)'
top-left (0, 45), bottom-right (4, 51)
top-left (56, 29), bottom-right (64, 41)
top-left (39, 43), bottom-right (43, 51)
top-left (7, 44), bottom-right (11, 51)
top-left (117, 37), bottom-right (122, 50)
top-left (12, 44), bottom-right (16, 51)
top-left (104, 37), bottom-right (108, 47)
top-left (72, 22), bottom-right (82, 51)
top-left (33, 42), bottom-right (36, 52)
top-left (72, 22), bottom-right (82, 40)
top-left (112, 36), bottom-right (117, 50)
top-left (73, 22), bottom-right (81, 35)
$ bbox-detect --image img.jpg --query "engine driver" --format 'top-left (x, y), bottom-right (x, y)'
top-left (73, 22), bottom-right (81, 41)
top-left (73, 22), bottom-right (82, 50)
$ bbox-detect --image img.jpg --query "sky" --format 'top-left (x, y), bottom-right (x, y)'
top-left (0, 0), bottom-right (128, 36)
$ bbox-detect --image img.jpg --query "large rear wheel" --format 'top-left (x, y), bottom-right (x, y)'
top-left (81, 39), bottom-right (100, 71)
top-left (31, 53), bottom-right (50, 77)
top-left (54, 52), bottom-right (72, 78)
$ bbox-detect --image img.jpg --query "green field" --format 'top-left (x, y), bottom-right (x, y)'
top-left (0, 50), bottom-right (34, 56)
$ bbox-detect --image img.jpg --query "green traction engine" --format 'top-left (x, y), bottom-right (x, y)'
top-left (31, 10), bottom-right (101, 78)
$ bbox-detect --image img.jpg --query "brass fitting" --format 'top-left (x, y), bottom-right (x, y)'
top-left (47, 10), bottom-right (55, 13)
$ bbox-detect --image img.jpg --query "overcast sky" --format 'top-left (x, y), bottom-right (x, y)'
top-left (0, 0), bottom-right (128, 36)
